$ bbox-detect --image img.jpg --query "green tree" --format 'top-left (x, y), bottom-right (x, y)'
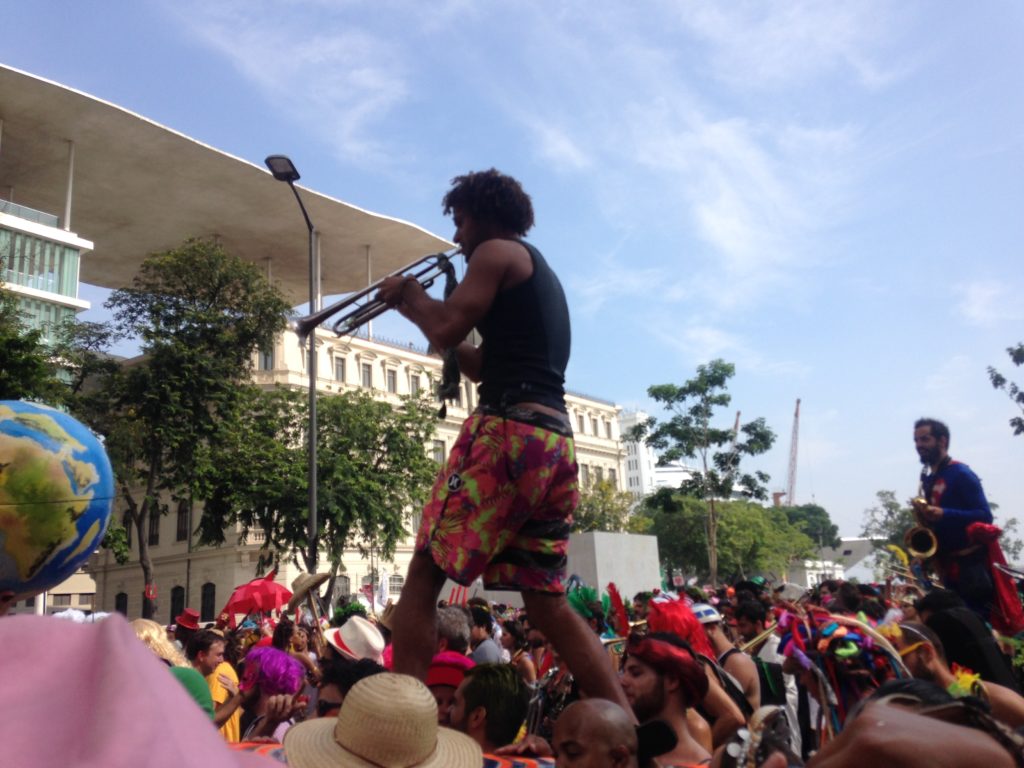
top-left (860, 489), bottom-right (916, 574)
top-left (988, 343), bottom-right (1024, 436)
top-left (89, 239), bottom-right (290, 618)
top-left (860, 490), bottom-right (915, 546)
top-left (639, 489), bottom-right (814, 582)
top-left (779, 503), bottom-right (841, 549)
top-left (197, 387), bottom-right (439, 587)
top-left (631, 359), bottom-right (776, 585)
top-left (573, 480), bottom-right (637, 533)
top-left (0, 266), bottom-right (65, 403)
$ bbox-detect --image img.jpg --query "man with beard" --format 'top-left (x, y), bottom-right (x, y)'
top-left (912, 418), bottom-right (1022, 631)
top-left (450, 663), bottom-right (531, 753)
top-left (619, 633), bottom-right (710, 766)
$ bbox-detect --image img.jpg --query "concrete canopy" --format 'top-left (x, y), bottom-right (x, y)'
top-left (0, 64), bottom-right (451, 305)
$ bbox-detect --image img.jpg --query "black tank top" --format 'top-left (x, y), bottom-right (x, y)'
top-left (476, 241), bottom-right (571, 412)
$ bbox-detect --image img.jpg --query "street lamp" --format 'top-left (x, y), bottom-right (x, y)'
top-left (265, 154), bottom-right (318, 571)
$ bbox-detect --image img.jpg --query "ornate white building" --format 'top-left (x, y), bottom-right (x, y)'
top-left (81, 326), bottom-right (626, 623)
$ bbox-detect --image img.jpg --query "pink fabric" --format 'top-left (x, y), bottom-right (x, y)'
top-left (0, 614), bottom-right (273, 768)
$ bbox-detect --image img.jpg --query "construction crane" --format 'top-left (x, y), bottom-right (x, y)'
top-left (786, 398), bottom-right (801, 505)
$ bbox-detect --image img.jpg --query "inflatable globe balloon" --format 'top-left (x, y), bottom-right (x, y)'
top-left (0, 401), bottom-right (115, 600)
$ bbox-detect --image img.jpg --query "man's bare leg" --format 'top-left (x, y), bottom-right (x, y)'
top-left (391, 551), bottom-right (448, 681)
top-left (522, 590), bottom-right (634, 717)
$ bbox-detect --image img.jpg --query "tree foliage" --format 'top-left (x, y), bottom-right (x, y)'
top-left (988, 343), bottom-right (1024, 436)
top-left (630, 359), bottom-right (776, 584)
top-left (860, 490), bottom-right (915, 546)
top-left (196, 387), bottom-right (440, 580)
top-left (639, 489), bottom-right (815, 582)
top-left (83, 239), bottom-right (290, 618)
top-left (0, 267), bottom-right (65, 404)
top-left (572, 480), bottom-right (640, 533)
top-left (779, 503), bottom-right (841, 549)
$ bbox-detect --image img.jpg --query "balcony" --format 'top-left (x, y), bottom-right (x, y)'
top-left (0, 198), bottom-right (59, 228)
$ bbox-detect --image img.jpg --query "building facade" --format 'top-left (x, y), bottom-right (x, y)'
top-left (619, 409), bottom-right (701, 498)
top-left (84, 325), bottom-right (626, 622)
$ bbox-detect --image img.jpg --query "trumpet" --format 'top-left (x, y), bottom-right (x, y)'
top-left (294, 249), bottom-right (461, 339)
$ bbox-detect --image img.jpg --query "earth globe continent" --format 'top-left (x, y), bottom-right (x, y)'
top-left (0, 401), bottom-right (115, 600)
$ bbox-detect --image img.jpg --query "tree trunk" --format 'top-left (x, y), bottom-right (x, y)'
top-left (707, 496), bottom-right (719, 587)
top-left (137, 497), bottom-right (157, 619)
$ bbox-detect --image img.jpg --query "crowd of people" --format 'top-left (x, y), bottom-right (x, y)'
top-left (5, 574), bottom-right (1024, 766)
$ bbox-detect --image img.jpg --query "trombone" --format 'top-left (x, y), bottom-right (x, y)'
top-left (294, 248), bottom-right (460, 339)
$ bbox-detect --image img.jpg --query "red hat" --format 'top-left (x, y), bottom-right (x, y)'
top-left (175, 608), bottom-right (200, 631)
top-left (425, 651), bottom-right (475, 690)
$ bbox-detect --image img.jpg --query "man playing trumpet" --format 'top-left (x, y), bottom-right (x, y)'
top-left (377, 169), bottom-right (633, 717)
top-left (912, 418), bottom-right (1023, 632)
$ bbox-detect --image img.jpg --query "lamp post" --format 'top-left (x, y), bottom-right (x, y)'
top-left (265, 154), bottom-right (318, 571)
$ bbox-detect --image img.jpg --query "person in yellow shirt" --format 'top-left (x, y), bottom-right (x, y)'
top-left (186, 629), bottom-right (243, 742)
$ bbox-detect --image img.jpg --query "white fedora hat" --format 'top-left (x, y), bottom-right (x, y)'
top-left (324, 615), bottom-right (385, 664)
top-left (284, 673), bottom-right (481, 768)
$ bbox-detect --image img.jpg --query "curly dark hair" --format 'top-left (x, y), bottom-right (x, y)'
top-left (442, 169), bottom-right (535, 236)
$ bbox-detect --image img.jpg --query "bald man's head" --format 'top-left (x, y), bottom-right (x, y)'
top-left (553, 699), bottom-right (638, 768)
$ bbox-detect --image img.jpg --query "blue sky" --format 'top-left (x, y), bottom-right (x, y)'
top-left (5, 1), bottom-right (1023, 539)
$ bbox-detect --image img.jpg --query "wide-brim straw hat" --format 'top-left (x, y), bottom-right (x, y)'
top-left (284, 673), bottom-right (481, 768)
top-left (287, 572), bottom-right (330, 613)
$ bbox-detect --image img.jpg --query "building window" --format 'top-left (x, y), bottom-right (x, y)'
top-left (361, 363), bottom-right (373, 388)
top-left (53, 594), bottom-right (72, 607)
top-left (334, 357), bottom-right (346, 382)
top-left (577, 414), bottom-right (585, 433)
top-left (591, 417), bottom-right (599, 435)
top-left (201, 582), bottom-right (216, 623)
top-left (335, 575), bottom-right (351, 599)
top-left (115, 593), bottom-right (128, 615)
top-left (432, 440), bottom-right (446, 464)
top-left (580, 465), bottom-right (590, 487)
top-left (595, 466), bottom-right (604, 484)
top-left (147, 512), bottom-right (160, 546)
top-left (386, 369), bottom-right (397, 394)
top-left (23, 597), bottom-right (35, 608)
top-left (78, 593), bottom-right (95, 607)
top-left (258, 347), bottom-right (274, 370)
top-left (123, 511), bottom-right (133, 549)
top-left (609, 468), bottom-right (617, 488)
top-left (176, 499), bottom-right (189, 542)
top-left (410, 374), bottom-right (421, 395)
top-left (389, 574), bottom-right (405, 594)
top-left (605, 421), bottom-right (612, 438)
top-left (170, 585), bottom-right (185, 625)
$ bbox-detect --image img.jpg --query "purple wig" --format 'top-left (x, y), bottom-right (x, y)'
top-left (244, 646), bottom-right (305, 696)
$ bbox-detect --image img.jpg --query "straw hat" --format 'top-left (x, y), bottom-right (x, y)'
top-left (378, 600), bottom-right (397, 632)
top-left (284, 674), bottom-right (481, 768)
top-left (324, 616), bottom-right (385, 664)
top-left (287, 572), bottom-right (330, 613)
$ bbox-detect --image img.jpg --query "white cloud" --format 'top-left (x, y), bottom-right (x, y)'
top-left (162, 1), bottom-right (412, 166)
top-left (955, 280), bottom-right (1020, 327)
top-left (673, 0), bottom-right (915, 90)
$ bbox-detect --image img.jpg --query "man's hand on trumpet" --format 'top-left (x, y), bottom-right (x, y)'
top-left (376, 275), bottom-right (420, 308)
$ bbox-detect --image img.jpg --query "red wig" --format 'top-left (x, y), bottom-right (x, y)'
top-left (626, 636), bottom-right (709, 708)
top-left (646, 599), bottom-right (715, 658)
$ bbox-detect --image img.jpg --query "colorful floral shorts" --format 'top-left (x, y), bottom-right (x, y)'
top-left (416, 411), bottom-right (578, 594)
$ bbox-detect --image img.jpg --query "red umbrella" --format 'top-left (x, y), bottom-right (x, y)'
top-left (220, 570), bottom-right (292, 618)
